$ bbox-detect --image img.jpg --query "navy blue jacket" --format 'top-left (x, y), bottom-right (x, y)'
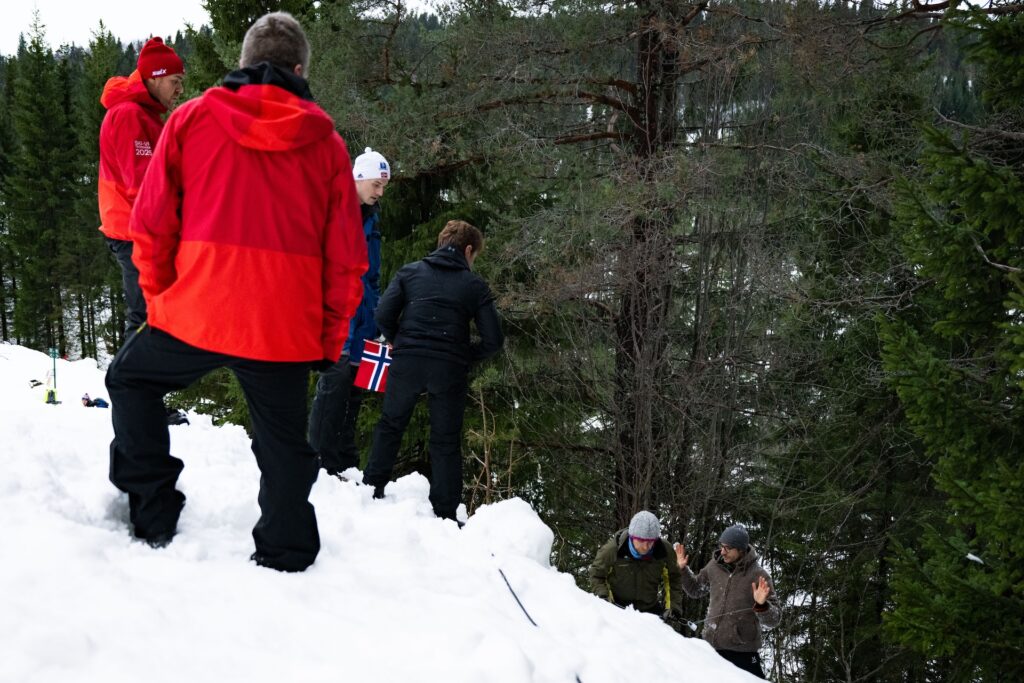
top-left (375, 245), bottom-right (503, 365)
top-left (343, 204), bottom-right (382, 361)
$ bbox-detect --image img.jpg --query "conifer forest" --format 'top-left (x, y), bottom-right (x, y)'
top-left (0, 2), bottom-right (1021, 679)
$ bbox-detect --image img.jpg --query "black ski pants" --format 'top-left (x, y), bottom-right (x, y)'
top-left (308, 356), bottom-right (364, 473)
top-left (106, 238), bottom-right (147, 334)
top-left (106, 326), bottom-right (320, 571)
top-left (716, 649), bottom-right (766, 679)
top-left (362, 354), bottom-right (468, 521)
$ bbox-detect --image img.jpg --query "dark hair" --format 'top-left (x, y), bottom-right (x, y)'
top-left (240, 12), bottom-right (311, 74)
top-left (437, 220), bottom-right (483, 254)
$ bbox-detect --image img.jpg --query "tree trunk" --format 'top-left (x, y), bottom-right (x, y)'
top-left (611, 1), bottom-right (689, 525)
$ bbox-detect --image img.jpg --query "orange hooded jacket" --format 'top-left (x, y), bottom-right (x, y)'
top-left (128, 73), bottom-right (367, 362)
top-left (97, 70), bottom-right (165, 241)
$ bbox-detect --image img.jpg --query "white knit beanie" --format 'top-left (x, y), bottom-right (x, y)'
top-left (352, 147), bottom-right (390, 180)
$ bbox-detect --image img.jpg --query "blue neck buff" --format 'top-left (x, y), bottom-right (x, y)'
top-left (628, 537), bottom-right (653, 559)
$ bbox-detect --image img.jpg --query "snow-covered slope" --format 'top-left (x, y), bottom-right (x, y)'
top-left (0, 342), bottom-right (755, 682)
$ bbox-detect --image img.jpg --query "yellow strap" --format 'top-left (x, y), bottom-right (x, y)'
top-left (662, 565), bottom-right (671, 611)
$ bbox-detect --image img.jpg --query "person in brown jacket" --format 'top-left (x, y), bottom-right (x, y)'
top-left (675, 524), bottom-right (781, 679)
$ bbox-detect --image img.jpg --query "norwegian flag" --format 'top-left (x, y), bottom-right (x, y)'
top-left (354, 340), bottom-right (392, 392)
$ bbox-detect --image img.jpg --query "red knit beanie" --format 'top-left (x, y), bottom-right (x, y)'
top-left (137, 37), bottom-right (184, 80)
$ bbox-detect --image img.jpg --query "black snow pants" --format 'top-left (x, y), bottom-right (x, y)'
top-left (105, 326), bottom-right (320, 571)
top-left (362, 354), bottom-right (468, 521)
top-left (106, 237), bottom-right (147, 335)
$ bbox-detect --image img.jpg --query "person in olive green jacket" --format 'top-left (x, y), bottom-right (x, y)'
top-left (589, 511), bottom-right (683, 620)
top-left (675, 524), bottom-right (781, 679)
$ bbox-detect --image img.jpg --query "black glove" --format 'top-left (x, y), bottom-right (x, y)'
top-left (311, 358), bottom-right (335, 372)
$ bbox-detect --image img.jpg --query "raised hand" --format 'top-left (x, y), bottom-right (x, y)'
top-left (673, 542), bottom-right (689, 570)
top-left (752, 575), bottom-right (770, 605)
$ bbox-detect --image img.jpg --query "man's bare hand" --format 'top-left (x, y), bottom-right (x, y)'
top-left (673, 542), bottom-right (689, 570)
top-left (752, 576), bottom-right (770, 605)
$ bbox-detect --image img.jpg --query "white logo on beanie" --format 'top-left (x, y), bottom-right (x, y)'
top-left (152, 68), bottom-right (167, 77)
top-left (352, 147), bottom-right (391, 181)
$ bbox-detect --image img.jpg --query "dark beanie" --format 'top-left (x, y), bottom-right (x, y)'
top-left (138, 37), bottom-right (184, 80)
top-left (719, 524), bottom-right (749, 550)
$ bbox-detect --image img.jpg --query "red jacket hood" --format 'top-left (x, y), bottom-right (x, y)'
top-left (100, 70), bottom-right (165, 113)
top-left (203, 84), bottom-right (336, 152)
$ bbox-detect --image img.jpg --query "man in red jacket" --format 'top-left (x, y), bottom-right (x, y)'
top-left (105, 12), bottom-right (367, 572)
top-left (98, 37), bottom-right (184, 334)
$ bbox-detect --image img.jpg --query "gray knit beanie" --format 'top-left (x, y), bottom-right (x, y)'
top-left (719, 524), bottom-right (750, 550)
top-left (628, 511), bottom-right (661, 540)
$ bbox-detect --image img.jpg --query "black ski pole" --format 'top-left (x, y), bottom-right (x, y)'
top-left (497, 565), bottom-right (538, 627)
top-left (493, 556), bottom-right (583, 683)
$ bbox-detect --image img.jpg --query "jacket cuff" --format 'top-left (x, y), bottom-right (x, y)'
top-left (753, 602), bottom-right (770, 613)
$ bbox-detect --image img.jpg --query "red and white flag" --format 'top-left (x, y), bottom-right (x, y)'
top-left (354, 340), bottom-right (392, 392)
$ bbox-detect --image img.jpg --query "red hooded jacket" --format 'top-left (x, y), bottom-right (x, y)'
top-left (98, 70), bottom-right (166, 241)
top-left (128, 72), bottom-right (367, 362)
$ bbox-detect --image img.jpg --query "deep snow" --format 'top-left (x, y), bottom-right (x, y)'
top-left (0, 342), bottom-right (756, 682)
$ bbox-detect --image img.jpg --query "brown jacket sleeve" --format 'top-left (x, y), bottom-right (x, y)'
top-left (679, 559), bottom-right (711, 599)
top-left (752, 569), bottom-right (782, 629)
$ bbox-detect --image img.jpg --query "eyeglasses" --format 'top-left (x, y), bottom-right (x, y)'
top-left (719, 543), bottom-right (734, 551)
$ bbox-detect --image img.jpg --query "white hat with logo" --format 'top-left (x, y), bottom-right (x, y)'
top-left (353, 147), bottom-right (390, 180)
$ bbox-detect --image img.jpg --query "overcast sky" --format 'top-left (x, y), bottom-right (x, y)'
top-left (2, 1), bottom-right (212, 56)
top-left (2, 1), bottom-right (438, 57)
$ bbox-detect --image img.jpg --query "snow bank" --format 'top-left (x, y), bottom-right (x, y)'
top-left (0, 342), bottom-right (757, 682)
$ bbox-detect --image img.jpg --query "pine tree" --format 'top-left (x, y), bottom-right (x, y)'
top-left (0, 55), bottom-right (16, 341)
top-left (881, 11), bottom-right (1024, 681)
top-left (72, 24), bottom-right (127, 358)
top-left (6, 14), bottom-right (78, 351)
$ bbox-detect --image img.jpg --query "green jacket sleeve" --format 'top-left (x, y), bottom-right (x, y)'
top-left (665, 544), bottom-right (685, 613)
top-left (589, 537), bottom-right (618, 601)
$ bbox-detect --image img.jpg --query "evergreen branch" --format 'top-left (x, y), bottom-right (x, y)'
top-left (862, 1), bottom-right (950, 28)
top-left (705, 5), bottom-right (788, 34)
top-left (861, 23), bottom-right (943, 50)
top-left (575, 90), bottom-right (631, 113)
top-left (557, 132), bottom-right (626, 147)
top-left (970, 236), bottom-right (1023, 274)
top-left (934, 108), bottom-right (1024, 142)
top-left (510, 439), bottom-right (614, 455)
top-left (984, 2), bottom-right (1024, 15)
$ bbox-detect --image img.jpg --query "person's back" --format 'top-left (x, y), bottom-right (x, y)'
top-left (105, 12), bottom-right (366, 573)
top-left (377, 243), bottom-right (502, 365)
top-left (363, 221), bottom-right (503, 521)
top-left (131, 62), bottom-right (364, 361)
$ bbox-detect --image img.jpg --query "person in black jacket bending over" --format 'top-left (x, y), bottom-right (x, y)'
top-left (362, 220), bottom-right (503, 522)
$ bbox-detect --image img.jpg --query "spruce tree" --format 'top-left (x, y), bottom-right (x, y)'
top-left (6, 15), bottom-right (76, 351)
top-left (74, 24), bottom-right (127, 358)
top-left (0, 56), bottom-right (16, 341)
top-left (881, 11), bottom-right (1024, 681)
